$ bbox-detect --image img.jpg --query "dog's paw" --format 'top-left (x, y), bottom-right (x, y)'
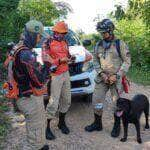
top-left (145, 124), bottom-right (149, 129)
top-left (137, 138), bottom-right (142, 144)
top-left (120, 138), bottom-right (127, 142)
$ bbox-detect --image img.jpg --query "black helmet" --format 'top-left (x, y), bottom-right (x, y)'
top-left (96, 19), bottom-right (115, 33)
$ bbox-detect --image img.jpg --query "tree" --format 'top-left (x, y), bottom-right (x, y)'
top-left (140, 0), bottom-right (150, 27)
top-left (0, 0), bottom-right (73, 48)
top-left (54, 1), bottom-right (73, 19)
top-left (110, 5), bottom-right (125, 20)
top-left (19, 0), bottom-right (60, 26)
top-left (0, 0), bottom-right (22, 54)
top-left (126, 0), bottom-right (150, 28)
top-left (111, 0), bottom-right (150, 28)
top-left (0, 0), bottom-right (20, 20)
top-left (115, 19), bottom-right (150, 70)
top-left (18, 0), bottom-right (73, 24)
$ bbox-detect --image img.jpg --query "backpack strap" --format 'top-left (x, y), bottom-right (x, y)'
top-left (3, 45), bottom-right (28, 68)
top-left (97, 40), bottom-right (103, 47)
top-left (115, 39), bottom-right (123, 62)
top-left (42, 38), bottom-right (53, 51)
top-left (13, 45), bottom-right (29, 58)
top-left (12, 45), bottom-right (29, 76)
top-left (94, 40), bottom-right (103, 54)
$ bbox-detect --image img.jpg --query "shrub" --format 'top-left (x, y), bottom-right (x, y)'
top-left (115, 19), bottom-right (150, 71)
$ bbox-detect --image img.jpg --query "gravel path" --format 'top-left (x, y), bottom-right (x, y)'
top-left (1, 82), bottom-right (150, 150)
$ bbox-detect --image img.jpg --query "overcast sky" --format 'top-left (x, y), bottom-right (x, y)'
top-left (54, 0), bottom-right (128, 33)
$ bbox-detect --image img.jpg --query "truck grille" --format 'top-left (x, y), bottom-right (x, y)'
top-left (69, 62), bottom-right (83, 76)
top-left (71, 78), bottom-right (91, 88)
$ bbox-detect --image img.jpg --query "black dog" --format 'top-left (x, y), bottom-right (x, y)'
top-left (114, 94), bottom-right (149, 143)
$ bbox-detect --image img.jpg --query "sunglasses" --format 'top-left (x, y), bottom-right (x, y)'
top-left (100, 31), bottom-right (108, 34)
top-left (55, 32), bottom-right (67, 35)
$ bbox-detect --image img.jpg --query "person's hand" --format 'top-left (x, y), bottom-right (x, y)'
top-left (69, 55), bottom-right (76, 63)
top-left (42, 54), bottom-right (53, 63)
top-left (109, 74), bottom-right (117, 85)
top-left (101, 73), bottom-right (109, 84)
top-left (60, 57), bottom-right (69, 64)
top-left (42, 37), bottom-right (51, 50)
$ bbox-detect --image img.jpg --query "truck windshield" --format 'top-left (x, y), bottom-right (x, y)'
top-left (65, 31), bottom-right (81, 46)
top-left (36, 28), bottom-right (81, 48)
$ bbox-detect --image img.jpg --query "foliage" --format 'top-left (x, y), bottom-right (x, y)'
top-left (126, 0), bottom-right (149, 23)
top-left (0, 0), bottom-right (20, 21)
top-left (78, 33), bottom-right (100, 51)
top-left (127, 67), bottom-right (150, 85)
top-left (0, 0), bottom-right (20, 47)
top-left (110, 5), bottom-right (126, 21)
top-left (111, 0), bottom-right (150, 28)
top-left (0, 0), bottom-right (72, 57)
top-left (115, 19), bottom-right (150, 71)
top-left (79, 33), bottom-right (100, 45)
top-left (18, 0), bottom-right (60, 26)
top-left (54, 1), bottom-right (73, 19)
top-left (142, 0), bottom-right (150, 28)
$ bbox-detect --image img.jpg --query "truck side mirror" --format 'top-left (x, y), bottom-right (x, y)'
top-left (82, 39), bottom-right (91, 47)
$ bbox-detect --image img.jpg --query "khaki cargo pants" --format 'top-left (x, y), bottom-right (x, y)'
top-left (93, 82), bottom-right (119, 116)
top-left (46, 71), bottom-right (71, 119)
top-left (17, 95), bottom-right (46, 150)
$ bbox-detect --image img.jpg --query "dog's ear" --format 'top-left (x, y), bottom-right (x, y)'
top-left (117, 97), bottom-right (123, 101)
top-left (117, 97), bottom-right (126, 103)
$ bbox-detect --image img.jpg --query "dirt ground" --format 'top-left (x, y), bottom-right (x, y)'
top-left (1, 82), bottom-right (150, 150)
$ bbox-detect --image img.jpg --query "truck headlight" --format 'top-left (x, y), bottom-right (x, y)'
top-left (82, 61), bottom-right (94, 72)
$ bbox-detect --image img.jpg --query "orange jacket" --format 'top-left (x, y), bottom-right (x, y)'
top-left (48, 40), bottom-right (69, 75)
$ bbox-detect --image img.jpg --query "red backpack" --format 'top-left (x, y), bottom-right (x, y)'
top-left (3, 45), bottom-right (26, 99)
top-left (3, 45), bottom-right (47, 99)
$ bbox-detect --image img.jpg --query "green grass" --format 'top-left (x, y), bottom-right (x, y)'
top-left (127, 67), bottom-right (150, 86)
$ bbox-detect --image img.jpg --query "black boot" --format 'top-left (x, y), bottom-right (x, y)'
top-left (111, 114), bottom-right (121, 137)
top-left (40, 145), bottom-right (49, 150)
top-left (46, 119), bottom-right (56, 140)
top-left (58, 112), bottom-right (70, 134)
top-left (85, 114), bottom-right (103, 132)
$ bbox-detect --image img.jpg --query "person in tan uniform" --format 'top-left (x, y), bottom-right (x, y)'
top-left (85, 19), bottom-right (131, 137)
top-left (42, 21), bottom-right (72, 140)
top-left (12, 20), bottom-right (50, 150)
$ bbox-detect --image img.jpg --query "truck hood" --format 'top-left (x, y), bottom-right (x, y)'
top-left (69, 46), bottom-right (86, 63)
top-left (34, 45), bottom-right (88, 64)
